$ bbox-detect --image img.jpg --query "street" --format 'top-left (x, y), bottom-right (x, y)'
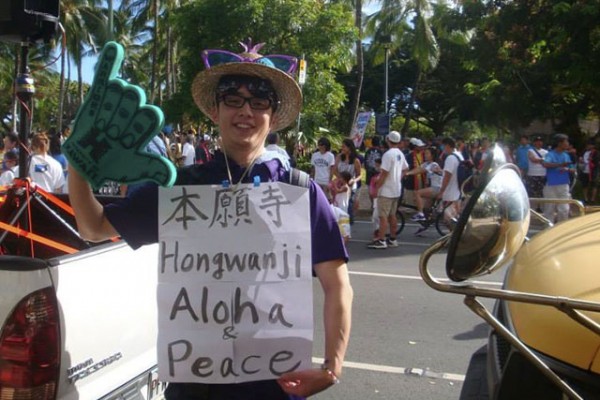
top-left (312, 217), bottom-right (498, 400)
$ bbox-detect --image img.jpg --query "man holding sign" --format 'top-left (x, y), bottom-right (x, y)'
top-left (66, 40), bottom-right (352, 400)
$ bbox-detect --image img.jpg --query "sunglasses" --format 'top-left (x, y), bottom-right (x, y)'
top-left (202, 49), bottom-right (298, 74)
top-left (218, 94), bottom-right (273, 110)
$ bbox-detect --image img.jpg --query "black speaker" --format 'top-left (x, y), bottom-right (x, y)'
top-left (0, 0), bottom-right (60, 43)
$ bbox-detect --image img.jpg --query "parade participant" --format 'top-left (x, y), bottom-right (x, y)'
top-left (310, 137), bottom-right (335, 200)
top-left (526, 135), bottom-right (548, 205)
top-left (181, 133), bottom-right (196, 166)
top-left (368, 131), bottom-right (408, 249)
top-left (66, 41), bottom-right (352, 400)
top-left (542, 133), bottom-right (574, 223)
top-left (333, 138), bottom-right (362, 224)
top-left (330, 171), bottom-right (352, 213)
top-left (579, 140), bottom-right (595, 203)
top-left (437, 137), bottom-right (463, 218)
top-left (0, 151), bottom-right (17, 186)
top-left (363, 136), bottom-right (384, 190)
top-left (265, 132), bottom-right (291, 167)
top-left (17, 132), bottom-right (65, 192)
top-left (514, 134), bottom-right (531, 177)
top-left (402, 137), bottom-right (426, 206)
top-left (406, 146), bottom-right (442, 221)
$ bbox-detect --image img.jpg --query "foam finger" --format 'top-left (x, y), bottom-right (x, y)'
top-left (93, 81), bottom-right (124, 135)
top-left (116, 153), bottom-right (176, 187)
top-left (106, 85), bottom-right (146, 142)
top-left (90, 42), bottom-right (124, 95)
top-left (120, 105), bottom-right (164, 149)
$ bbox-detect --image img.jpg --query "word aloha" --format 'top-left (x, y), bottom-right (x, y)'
top-left (170, 286), bottom-right (293, 330)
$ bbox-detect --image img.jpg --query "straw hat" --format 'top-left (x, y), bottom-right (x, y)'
top-left (192, 47), bottom-right (302, 132)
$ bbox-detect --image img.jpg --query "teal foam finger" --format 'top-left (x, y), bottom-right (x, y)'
top-left (63, 41), bottom-right (177, 189)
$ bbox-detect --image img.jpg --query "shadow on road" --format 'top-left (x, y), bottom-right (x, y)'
top-left (454, 323), bottom-right (491, 341)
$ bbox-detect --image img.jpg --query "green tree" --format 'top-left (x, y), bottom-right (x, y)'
top-left (464, 0), bottom-right (600, 140)
top-left (168, 0), bottom-right (356, 150)
top-left (59, 0), bottom-right (104, 127)
top-left (366, 0), bottom-right (440, 135)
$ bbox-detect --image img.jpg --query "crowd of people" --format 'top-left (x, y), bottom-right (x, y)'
top-left (0, 129), bottom-right (68, 192)
top-left (303, 130), bottom-right (599, 246)
top-left (1, 124), bottom-right (596, 227)
top-left (0, 126), bottom-right (221, 196)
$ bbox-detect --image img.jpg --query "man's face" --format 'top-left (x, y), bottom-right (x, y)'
top-left (3, 137), bottom-right (13, 150)
top-left (210, 85), bottom-right (275, 154)
top-left (4, 158), bottom-right (16, 169)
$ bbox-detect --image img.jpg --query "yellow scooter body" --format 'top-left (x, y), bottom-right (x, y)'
top-left (506, 212), bottom-right (600, 373)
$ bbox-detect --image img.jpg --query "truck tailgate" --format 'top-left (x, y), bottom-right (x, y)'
top-left (51, 242), bottom-right (161, 400)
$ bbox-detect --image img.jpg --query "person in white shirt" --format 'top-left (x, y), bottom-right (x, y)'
top-left (15, 132), bottom-right (65, 192)
top-left (437, 137), bottom-right (463, 218)
top-left (368, 131), bottom-right (408, 249)
top-left (527, 135), bottom-right (548, 210)
top-left (181, 134), bottom-right (196, 166)
top-left (405, 146), bottom-right (443, 221)
top-left (578, 140), bottom-right (595, 203)
top-left (265, 132), bottom-right (291, 166)
top-left (310, 137), bottom-right (335, 200)
top-left (0, 151), bottom-right (18, 186)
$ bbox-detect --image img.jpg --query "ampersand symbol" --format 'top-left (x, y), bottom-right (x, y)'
top-left (63, 41), bottom-right (176, 189)
top-left (222, 326), bottom-right (238, 340)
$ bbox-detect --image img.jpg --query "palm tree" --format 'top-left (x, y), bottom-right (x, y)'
top-left (346, 0), bottom-right (365, 136)
top-left (59, 0), bottom-right (105, 127)
top-left (366, 0), bottom-right (440, 135)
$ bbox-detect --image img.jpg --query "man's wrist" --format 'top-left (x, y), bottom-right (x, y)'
top-left (321, 363), bottom-right (340, 385)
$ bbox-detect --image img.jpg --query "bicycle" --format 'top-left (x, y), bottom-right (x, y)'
top-left (396, 199), bottom-right (455, 237)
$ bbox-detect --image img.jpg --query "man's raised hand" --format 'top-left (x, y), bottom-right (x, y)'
top-left (63, 42), bottom-right (176, 189)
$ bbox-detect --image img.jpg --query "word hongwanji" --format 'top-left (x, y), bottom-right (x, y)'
top-left (160, 241), bottom-right (306, 281)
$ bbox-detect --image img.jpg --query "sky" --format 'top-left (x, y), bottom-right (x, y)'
top-left (77, 1), bottom-right (382, 84)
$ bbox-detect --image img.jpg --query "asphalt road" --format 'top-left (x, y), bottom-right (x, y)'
top-left (311, 217), bottom-right (499, 400)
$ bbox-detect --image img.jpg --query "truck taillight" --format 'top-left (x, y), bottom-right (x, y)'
top-left (0, 287), bottom-right (60, 399)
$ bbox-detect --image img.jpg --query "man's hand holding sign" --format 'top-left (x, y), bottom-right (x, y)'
top-left (67, 40), bottom-right (352, 400)
top-left (63, 41), bottom-right (176, 189)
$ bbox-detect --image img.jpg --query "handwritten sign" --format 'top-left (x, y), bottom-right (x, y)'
top-left (157, 182), bottom-right (313, 384)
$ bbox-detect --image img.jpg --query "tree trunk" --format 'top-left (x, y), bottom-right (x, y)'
top-left (58, 43), bottom-right (66, 130)
top-left (346, 0), bottom-right (363, 136)
top-left (401, 69), bottom-right (422, 135)
top-left (11, 46), bottom-right (19, 133)
top-left (150, 0), bottom-right (159, 103)
top-left (165, 27), bottom-right (172, 98)
top-left (77, 61), bottom-right (84, 108)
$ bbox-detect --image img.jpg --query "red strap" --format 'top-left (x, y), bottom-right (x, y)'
top-left (33, 186), bottom-right (75, 215)
top-left (0, 220), bottom-right (77, 254)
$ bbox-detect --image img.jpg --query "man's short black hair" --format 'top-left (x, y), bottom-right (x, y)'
top-left (317, 137), bottom-right (331, 151)
top-left (441, 137), bottom-right (456, 148)
top-left (551, 133), bottom-right (569, 149)
top-left (5, 132), bottom-right (18, 144)
top-left (3, 151), bottom-right (17, 162)
top-left (266, 132), bottom-right (279, 145)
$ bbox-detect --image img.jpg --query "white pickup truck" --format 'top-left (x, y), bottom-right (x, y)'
top-left (0, 189), bottom-right (165, 400)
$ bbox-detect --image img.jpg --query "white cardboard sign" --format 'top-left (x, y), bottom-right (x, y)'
top-left (157, 183), bottom-right (313, 383)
